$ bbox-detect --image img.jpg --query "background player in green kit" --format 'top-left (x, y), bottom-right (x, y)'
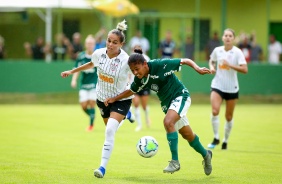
top-left (71, 35), bottom-right (98, 132)
top-left (104, 48), bottom-right (213, 176)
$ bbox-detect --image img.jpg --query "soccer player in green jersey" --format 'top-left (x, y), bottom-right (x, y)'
top-left (71, 35), bottom-right (98, 131)
top-left (104, 48), bottom-right (213, 176)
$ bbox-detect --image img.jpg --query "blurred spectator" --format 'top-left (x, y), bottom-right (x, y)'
top-left (158, 30), bottom-right (176, 58)
top-left (52, 33), bottom-right (72, 61)
top-left (128, 30), bottom-right (150, 55)
top-left (238, 35), bottom-right (252, 63)
top-left (94, 27), bottom-right (107, 50)
top-left (268, 34), bottom-right (282, 64)
top-left (205, 31), bottom-right (221, 60)
top-left (250, 34), bottom-right (263, 63)
top-left (181, 36), bottom-right (194, 60)
top-left (24, 36), bottom-right (47, 60)
top-left (70, 32), bottom-right (83, 60)
top-left (0, 35), bottom-right (6, 59)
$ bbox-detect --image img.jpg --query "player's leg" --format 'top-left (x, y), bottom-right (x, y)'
top-left (208, 89), bottom-right (223, 148)
top-left (222, 98), bottom-right (237, 149)
top-left (133, 95), bottom-right (142, 131)
top-left (140, 94), bottom-right (151, 128)
top-left (175, 96), bottom-right (212, 176)
top-left (86, 89), bottom-right (97, 131)
top-left (163, 109), bottom-right (181, 173)
top-left (94, 100), bottom-right (131, 178)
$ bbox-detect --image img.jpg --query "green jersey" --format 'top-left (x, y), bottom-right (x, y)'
top-left (74, 51), bottom-right (98, 90)
top-left (130, 58), bottom-right (190, 113)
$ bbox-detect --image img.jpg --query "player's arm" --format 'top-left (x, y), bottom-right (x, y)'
top-left (61, 61), bottom-right (94, 78)
top-left (104, 90), bottom-right (134, 106)
top-left (71, 72), bottom-right (80, 88)
top-left (181, 58), bottom-right (211, 75)
top-left (222, 61), bottom-right (248, 74)
top-left (208, 59), bottom-right (216, 74)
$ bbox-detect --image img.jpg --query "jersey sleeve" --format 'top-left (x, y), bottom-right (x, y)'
top-left (91, 50), bottom-right (99, 66)
top-left (210, 48), bottom-right (217, 61)
top-left (161, 58), bottom-right (181, 72)
top-left (130, 77), bottom-right (143, 93)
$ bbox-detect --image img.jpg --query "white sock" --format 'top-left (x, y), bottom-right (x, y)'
top-left (145, 106), bottom-right (150, 126)
top-left (100, 118), bottom-right (119, 169)
top-left (135, 107), bottom-right (142, 127)
top-left (223, 119), bottom-right (233, 143)
top-left (211, 114), bottom-right (220, 139)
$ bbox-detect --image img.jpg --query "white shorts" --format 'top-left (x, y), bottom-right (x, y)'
top-left (79, 89), bottom-right (97, 103)
top-left (168, 96), bottom-right (191, 131)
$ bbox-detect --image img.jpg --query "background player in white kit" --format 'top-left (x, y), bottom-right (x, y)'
top-left (61, 20), bottom-right (134, 178)
top-left (71, 35), bottom-right (98, 132)
top-left (207, 28), bottom-right (248, 150)
top-left (129, 44), bottom-right (151, 131)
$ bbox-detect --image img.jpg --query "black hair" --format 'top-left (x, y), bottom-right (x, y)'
top-left (128, 48), bottom-right (146, 65)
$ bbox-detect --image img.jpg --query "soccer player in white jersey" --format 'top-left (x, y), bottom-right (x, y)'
top-left (61, 20), bottom-right (134, 178)
top-left (105, 48), bottom-right (213, 176)
top-left (71, 35), bottom-right (98, 132)
top-left (207, 28), bottom-right (248, 150)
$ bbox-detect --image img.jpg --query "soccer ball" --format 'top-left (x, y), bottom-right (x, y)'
top-left (136, 136), bottom-right (158, 158)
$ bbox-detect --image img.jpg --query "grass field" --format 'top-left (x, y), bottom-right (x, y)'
top-left (1, 103), bottom-right (282, 184)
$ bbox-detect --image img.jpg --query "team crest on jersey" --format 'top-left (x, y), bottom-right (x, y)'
top-left (110, 58), bottom-right (120, 71)
top-left (101, 54), bottom-right (106, 58)
top-left (151, 84), bottom-right (159, 92)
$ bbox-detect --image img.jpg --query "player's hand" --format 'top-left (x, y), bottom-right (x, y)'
top-left (210, 68), bottom-right (216, 74)
top-left (61, 70), bottom-right (72, 78)
top-left (196, 67), bottom-right (211, 75)
top-left (104, 98), bottom-right (116, 106)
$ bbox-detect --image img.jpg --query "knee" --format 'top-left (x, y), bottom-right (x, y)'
top-left (212, 109), bottom-right (219, 116)
top-left (163, 119), bottom-right (174, 131)
top-left (225, 115), bottom-right (233, 122)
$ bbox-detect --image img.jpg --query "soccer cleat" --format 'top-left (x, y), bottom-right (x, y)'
top-left (163, 160), bottom-right (180, 174)
top-left (202, 150), bottom-right (213, 176)
top-left (207, 138), bottom-right (220, 149)
top-left (94, 166), bottom-right (106, 178)
top-left (222, 142), bottom-right (227, 150)
top-left (86, 125), bottom-right (94, 132)
top-left (126, 110), bottom-right (135, 123)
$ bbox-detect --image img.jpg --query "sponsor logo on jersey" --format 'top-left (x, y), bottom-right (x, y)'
top-left (83, 68), bottom-right (95, 73)
top-left (164, 70), bottom-right (177, 76)
top-left (150, 75), bottom-right (159, 79)
top-left (99, 73), bottom-right (114, 84)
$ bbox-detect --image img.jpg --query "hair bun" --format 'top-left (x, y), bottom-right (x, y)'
top-left (134, 48), bottom-right (143, 55)
top-left (116, 20), bottom-right (127, 32)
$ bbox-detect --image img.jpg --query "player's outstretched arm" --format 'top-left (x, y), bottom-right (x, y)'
top-left (61, 61), bottom-right (94, 78)
top-left (104, 90), bottom-right (134, 106)
top-left (181, 58), bottom-right (211, 75)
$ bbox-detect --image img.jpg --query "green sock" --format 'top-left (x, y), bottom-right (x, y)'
top-left (167, 131), bottom-right (178, 161)
top-left (88, 108), bottom-right (95, 126)
top-left (189, 135), bottom-right (207, 158)
top-left (83, 108), bottom-right (89, 115)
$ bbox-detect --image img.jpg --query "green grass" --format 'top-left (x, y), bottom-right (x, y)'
top-left (0, 104), bottom-right (282, 184)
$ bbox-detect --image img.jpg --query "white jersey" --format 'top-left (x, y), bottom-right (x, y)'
top-left (210, 46), bottom-right (247, 93)
top-left (91, 48), bottom-right (133, 101)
